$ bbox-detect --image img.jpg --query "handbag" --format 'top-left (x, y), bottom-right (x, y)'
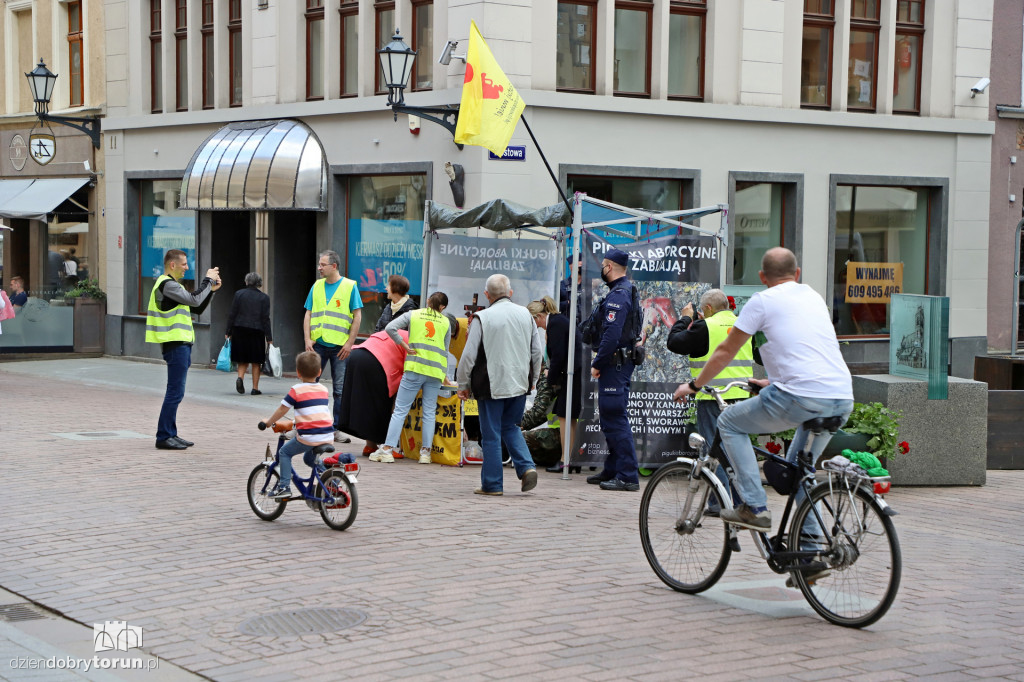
top-left (266, 343), bottom-right (283, 378)
top-left (0, 291), bottom-right (14, 321)
top-left (216, 340), bottom-right (232, 372)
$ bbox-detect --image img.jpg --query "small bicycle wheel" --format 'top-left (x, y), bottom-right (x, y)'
top-left (317, 468), bottom-right (358, 531)
top-left (789, 481), bottom-right (901, 628)
top-left (247, 464), bottom-right (286, 521)
top-left (639, 461), bottom-right (732, 593)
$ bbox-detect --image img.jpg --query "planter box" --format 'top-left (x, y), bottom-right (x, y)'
top-left (73, 298), bottom-right (106, 353)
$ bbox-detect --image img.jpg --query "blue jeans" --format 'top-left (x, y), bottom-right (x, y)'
top-left (478, 395), bottom-right (535, 492)
top-left (717, 383), bottom-right (853, 510)
top-left (384, 371), bottom-right (443, 451)
top-left (695, 400), bottom-right (733, 508)
top-left (313, 342), bottom-right (347, 430)
top-left (156, 344), bottom-right (191, 441)
top-left (276, 436), bottom-right (318, 489)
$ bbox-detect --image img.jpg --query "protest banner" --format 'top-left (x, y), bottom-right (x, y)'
top-left (399, 390), bottom-right (463, 466)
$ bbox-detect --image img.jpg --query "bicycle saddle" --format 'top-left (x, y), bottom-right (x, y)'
top-left (312, 444), bottom-right (335, 455)
top-left (801, 416), bottom-right (844, 434)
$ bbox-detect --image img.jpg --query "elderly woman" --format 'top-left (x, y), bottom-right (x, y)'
top-left (374, 274), bottom-right (417, 332)
top-left (226, 272), bottom-right (272, 395)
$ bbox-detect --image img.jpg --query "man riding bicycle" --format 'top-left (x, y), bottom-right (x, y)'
top-left (674, 247), bottom-right (853, 531)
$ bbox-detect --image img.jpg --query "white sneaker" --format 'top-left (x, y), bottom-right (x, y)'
top-left (369, 447), bottom-right (394, 463)
top-left (419, 448), bottom-right (432, 464)
top-left (334, 431), bottom-right (352, 443)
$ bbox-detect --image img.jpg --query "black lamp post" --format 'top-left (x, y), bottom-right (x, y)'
top-left (25, 59), bottom-right (101, 149)
top-left (377, 30), bottom-right (460, 139)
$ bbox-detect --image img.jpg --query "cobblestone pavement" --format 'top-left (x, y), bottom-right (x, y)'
top-left (1, 359), bottom-right (1023, 681)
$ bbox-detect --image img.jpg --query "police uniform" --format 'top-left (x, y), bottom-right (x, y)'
top-left (590, 250), bottom-right (639, 487)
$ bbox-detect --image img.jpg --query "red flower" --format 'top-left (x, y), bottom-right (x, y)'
top-left (765, 441), bottom-right (782, 454)
top-left (727, 296), bottom-right (736, 310)
top-left (898, 441), bottom-right (910, 455)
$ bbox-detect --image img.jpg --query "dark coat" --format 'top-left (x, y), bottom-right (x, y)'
top-left (373, 297), bottom-right (417, 333)
top-left (227, 286), bottom-right (272, 340)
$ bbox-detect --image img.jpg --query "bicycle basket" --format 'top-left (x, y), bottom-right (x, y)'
top-left (763, 457), bottom-right (799, 496)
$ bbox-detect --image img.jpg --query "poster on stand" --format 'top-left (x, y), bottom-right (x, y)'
top-left (574, 233), bottom-right (720, 468)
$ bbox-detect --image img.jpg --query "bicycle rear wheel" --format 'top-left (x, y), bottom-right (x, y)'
top-left (316, 468), bottom-right (358, 531)
top-left (247, 464), bottom-right (285, 521)
top-left (789, 481), bottom-right (901, 627)
top-left (639, 461), bottom-right (732, 593)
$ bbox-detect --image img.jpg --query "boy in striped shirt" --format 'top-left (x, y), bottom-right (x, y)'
top-left (263, 351), bottom-right (335, 499)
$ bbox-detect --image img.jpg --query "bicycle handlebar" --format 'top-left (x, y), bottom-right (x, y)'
top-left (699, 380), bottom-right (759, 396)
top-left (258, 421), bottom-right (268, 431)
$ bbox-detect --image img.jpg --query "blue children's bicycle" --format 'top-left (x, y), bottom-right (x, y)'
top-left (247, 419), bottom-right (359, 531)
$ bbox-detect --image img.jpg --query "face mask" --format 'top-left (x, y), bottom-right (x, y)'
top-left (601, 267), bottom-right (612, 285)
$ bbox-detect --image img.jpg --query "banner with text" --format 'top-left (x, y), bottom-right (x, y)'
top-left (399, 390), bottom-right (463, 466)
top-left (573, 232), bottom-right (720, 468)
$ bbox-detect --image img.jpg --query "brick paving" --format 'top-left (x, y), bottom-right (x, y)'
top-left (1, 359), bottom-right (1023, 681)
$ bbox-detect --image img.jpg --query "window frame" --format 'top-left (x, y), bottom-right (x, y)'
top-left (556, 0), bottom-right (598, 94)
top-left (228, 0), bottom-right (242, 107)
top-left (67, 0), bottom-right (84, 107)
top-left (613, 0), bottom-right (653, 99)
top-left (339, 0), bottom-right (359, 98)
top-left (667, 0), bottom-right (707, 102)
top-left (847, 0), bottom-right (881, 113)
top-left (801, 0), bottom-right (835, 110)
top-left (306, 0), bottom-right (326, 101)
top-left (726, 172), bottom-right (805, 285)
top-left (174, 0), bottom-right (188, 112)
top-left (134, 178), bottom-right (198, 317)
top-left (893, 0), bottom-right (925, 115)
top-left (150, 0), bottom-right (163, 113)
top-left (201, 0), bottom-right (214, 109)
top-left (410, 0), bottom-right (433, 92)
top-left (374, 1), bottom-right (396, 95)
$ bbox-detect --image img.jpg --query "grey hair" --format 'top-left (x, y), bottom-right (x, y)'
top-left (485, 274), bottom-right (511, 298)
top-left (699, 288), bottom-right (729, 314)
top-left (244, 272), bottom-right (263, 288)
top-left (319, 250), bottom-right (340, 268)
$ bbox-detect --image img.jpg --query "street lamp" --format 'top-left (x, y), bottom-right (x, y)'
top-left (25, 59), bottom-right (101, 149)
top-left (377, 30), bottom-right (460, 140)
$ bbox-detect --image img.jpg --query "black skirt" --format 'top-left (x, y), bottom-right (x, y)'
top-left (336, 347), bottom-right (393, 444)
top-left (229, 327), bottom-right (266, 365)
top-left (552, 372), bottom-right (584, 420)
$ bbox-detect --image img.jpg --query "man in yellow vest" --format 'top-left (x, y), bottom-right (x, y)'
top-left (669, 288), bottom-right (754, 504)
top-left (303, 250), bottom-right (362, 443)
top-left (146, 249), bottom-right (221, 450)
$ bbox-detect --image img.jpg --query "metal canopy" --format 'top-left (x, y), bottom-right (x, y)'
top-left (0, 177), bottom-right (89, 220)
top-left (179, 119), bottom-right (328, 211)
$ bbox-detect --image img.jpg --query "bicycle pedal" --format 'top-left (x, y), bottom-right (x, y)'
top-left (728, 536), bottom-right (741, 553)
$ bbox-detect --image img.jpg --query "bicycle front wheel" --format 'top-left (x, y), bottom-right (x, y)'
top-left (789, 481), bottom-right (901, 628)
top-left (639, 461), bottom-right (732, 593)
top-left (247, 464), bottom-right (285, 521)
top-left (317, 469), bottom-right (358, 531)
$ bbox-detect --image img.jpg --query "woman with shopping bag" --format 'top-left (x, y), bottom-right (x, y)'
top-left (226, 272), bottom-right (272, 395)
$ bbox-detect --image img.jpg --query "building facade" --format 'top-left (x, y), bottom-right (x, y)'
top-left (101, 0), bottom-right (992, 374)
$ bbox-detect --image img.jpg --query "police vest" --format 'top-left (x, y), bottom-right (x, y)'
top-left (310, 277), bottom-right (356, 346)
top-left (690, 310), bottom-right (754, 401)
top-left (145, 274), bottom-right (194, 344)
top-left (405, 308), bottom-right (450, 380)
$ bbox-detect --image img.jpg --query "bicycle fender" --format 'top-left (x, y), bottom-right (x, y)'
top-left (873, 494), bottom-right (898, 516)
top-left (674, 456), bottom-right (733, 508)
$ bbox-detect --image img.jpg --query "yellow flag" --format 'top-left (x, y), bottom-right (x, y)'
top-left (454, 21), bottom-right (526, 155)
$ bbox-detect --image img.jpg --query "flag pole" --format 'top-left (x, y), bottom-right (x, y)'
top-left (521, 114), bottom-right (572, 215)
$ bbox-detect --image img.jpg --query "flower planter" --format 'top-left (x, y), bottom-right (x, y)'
top-left (72, 297), bottom-right (106, 353)
top-left (817, 429), bottom-right (871, 466)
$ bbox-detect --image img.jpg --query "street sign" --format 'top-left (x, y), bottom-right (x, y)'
top-left (488, 145), bottom-right (526, 161)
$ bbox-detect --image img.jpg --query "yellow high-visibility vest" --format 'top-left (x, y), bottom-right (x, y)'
top-left (405, 308), bottom-right (450, 380)
top-left (145, 274), bottom-right (194, 344)
top-left (310, 277), bottom-right (356, 346)
top-left (690, 310), bottom-right (754, 401)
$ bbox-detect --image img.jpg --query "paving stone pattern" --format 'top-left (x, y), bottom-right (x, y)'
top-left (1, 366), bottom-right (1023, 681)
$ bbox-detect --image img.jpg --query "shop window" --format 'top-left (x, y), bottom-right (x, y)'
top-left (340, 1), bottom-right (358, 97)
top-left (175, 0), bottom-right (188, 111)
top-left (848, 0), bottom-right (880, 112)
top-left (614, 1), bottom-right (652, 98)
top-left (67, 1), bottom-right (84, 107)
top-left (202, 0), bottom-right (214, 109)
top-left (668, 0), bottom-right (706, 101)
top-left (375, 1), bottom-right (395, 95)
top-left (732, 182), bottom-right (793, 286)
top-left (801, 0), bottom-right (834, 108)
top-left (567, 174), bottom-right (690, 227)
top-left (229, 0), bottom-right (243, 107)
top-left (139, 180), bottom-right (197, 315)
top-left (832, 185), bottom-right (929, 336)
top-left (151, 0), bottom-right (162, 113)
top-left (412, 0), bottom-right (432, 91)
top-left (894, 0), bottom-right (924, 115)
top-left (307, 0), bottom-right (325, 100)
top-left (347, 174), bottom-right (427, 335)
top-left (556, 1), bottom-right (596, 93)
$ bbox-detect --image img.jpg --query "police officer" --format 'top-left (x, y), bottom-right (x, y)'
top-left (587, 248), bottom-right (641, 491)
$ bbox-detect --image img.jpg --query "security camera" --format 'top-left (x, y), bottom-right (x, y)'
top-left (438, 40), bottom-right (466, 66)
top-left (970, 77), bottom-right (991, 98)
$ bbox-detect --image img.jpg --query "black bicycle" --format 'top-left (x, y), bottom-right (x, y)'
top-left (639, 381), bottom-right (901, 627)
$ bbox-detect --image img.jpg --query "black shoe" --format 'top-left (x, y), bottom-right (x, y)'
top-left (250, 389), bottom-right (262, 396)
top-left (236, 377), bottom-right (245, 394)
top-left (587, 472), bottom-right (613, 485)
top-left (155, 439), bottom-right (187, 450)
top-left (599, 478), bottom-right (640, 492)
top-left (570, 466), bottom-right (582, 474)
top-left (546, 463), bottom-right (564, 473)
top-left (171, 436), bottom-right (194, 447)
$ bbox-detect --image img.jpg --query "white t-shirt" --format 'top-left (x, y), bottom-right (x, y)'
top-left (734, 281), bottom-right (853, 400)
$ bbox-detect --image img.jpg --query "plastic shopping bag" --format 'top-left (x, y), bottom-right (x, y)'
top-left (216, 340), bottom-right (232, 372)
top-left (267, 343), bottom-right (283, 378)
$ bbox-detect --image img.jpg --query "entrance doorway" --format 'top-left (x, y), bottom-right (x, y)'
top-left (270, 212), bottom-right (317, 371)
top-left (209, 212), bottom-right (252, 343)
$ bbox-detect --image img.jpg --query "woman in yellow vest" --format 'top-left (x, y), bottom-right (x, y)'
top-left (370, 292), bottom-right (452, 464)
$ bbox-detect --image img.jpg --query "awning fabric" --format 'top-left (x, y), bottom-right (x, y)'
top-left (180, 119), bottom-right (328, 211)
top-left (0, 177), bottom-right (89, 220)
top-left (427, 198), bottom-right (571, 232)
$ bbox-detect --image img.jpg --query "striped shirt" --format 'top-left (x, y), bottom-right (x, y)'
top-left (282, 382), bottom-right (334, 446)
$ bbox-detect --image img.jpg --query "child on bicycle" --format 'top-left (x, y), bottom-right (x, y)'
top-left (263, 351), bottom-right (334, 499)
